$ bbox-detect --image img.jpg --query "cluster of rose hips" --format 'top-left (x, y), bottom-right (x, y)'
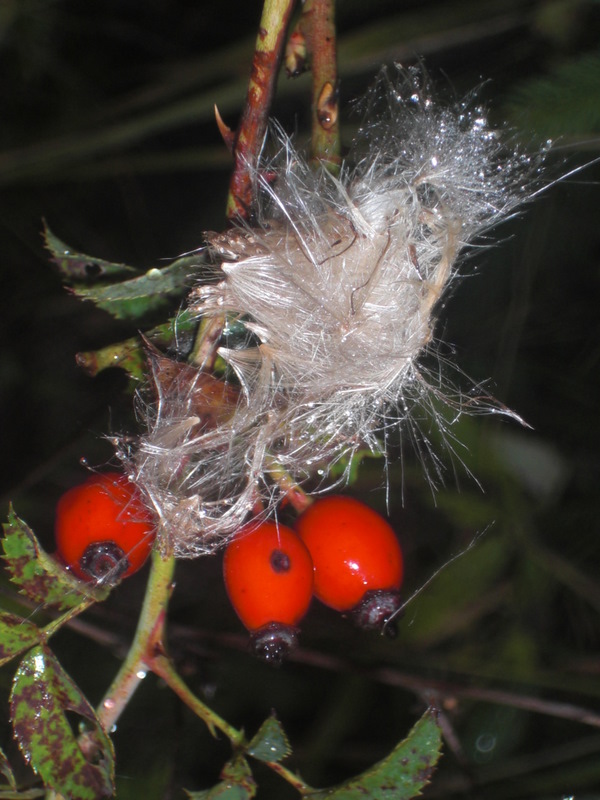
top-left (54, 473), bottom-right (404, 663)
top-left (223, 498), bottom-right (404, 662)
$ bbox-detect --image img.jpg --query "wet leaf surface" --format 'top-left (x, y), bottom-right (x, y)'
top-left (307, 708), bottom-right (442, 799)
top-left (2, 507), bottom-right (109, 610)
top-left (0, 612), bottom-right (42, 667)
top-left (10, 644), bottom-right (115, 799)
top-left (247, 714), bottom-right (291, 763)
top-left (44, 225), bottom-right (138, 281)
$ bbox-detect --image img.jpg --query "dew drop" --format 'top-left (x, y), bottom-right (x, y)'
top-left (203, 682), bottom-right (217, 700)
top-left (475, 733), bottom-right (496, 754)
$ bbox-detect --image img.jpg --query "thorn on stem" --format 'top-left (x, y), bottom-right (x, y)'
top-left (214, 105), bottom-right (236, 152)
top-left (316, 81), bottom-right (338, 130)
top-left (285, 29), bottom-right (308, 78)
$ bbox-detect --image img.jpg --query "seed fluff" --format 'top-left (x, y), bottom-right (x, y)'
top-left (122, 65), bottom-right (546, 557)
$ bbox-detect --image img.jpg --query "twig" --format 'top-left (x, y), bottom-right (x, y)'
top-left (303, 0), bottom-right (341, 171)
top-left (226, 0), bottom-right (297, 220)
top-left (151, 652), bottom-right (241, 742)
top-left (286, 648), bottom-right (600, 730)
top-left (375, 667), bottom-right (600, 729)
top-left (95, 549), bottom-right (176, 733)
top-left (528, 539), bottom-right (600, 615)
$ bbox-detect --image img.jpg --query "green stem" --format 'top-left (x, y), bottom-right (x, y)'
top-left (264, 760), bottom-right (314, 795)
top-left (144, 652), bottom-right (319, 794)
top-left (305, 0), bottom-right (340, 171)
top-left (265, 456), bottom-right (313, 513)
top-left (152, 653), bottom-right (243, 743)
top-left (96, 549), bottom-right (175, 733)
top-left (42, 597), bottom-right (98, 640)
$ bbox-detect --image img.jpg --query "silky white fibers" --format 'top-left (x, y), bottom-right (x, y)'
top-left (128, 65), bottom-right (545, 557)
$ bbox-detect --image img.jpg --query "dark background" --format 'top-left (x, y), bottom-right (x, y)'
top-left (1, 1), bottom-right (600, 797)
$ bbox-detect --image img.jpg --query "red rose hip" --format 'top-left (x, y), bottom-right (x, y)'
top-left (55, 472), bottom-right (155, 584)
top-left (223, 521), bottom-right (313, 663)
top-left (295, 495), bottom-right (404, 634)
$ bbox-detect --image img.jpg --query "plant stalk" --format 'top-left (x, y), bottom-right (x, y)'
top-left (95, 548), bottom-right (175, 732)
top-left (226, 0), bottom-right (296, 220)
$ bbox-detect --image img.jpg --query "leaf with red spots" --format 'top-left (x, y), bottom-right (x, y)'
top-left (307, 708), bottom-right (442, 799)
top-left (10, 644), bottom-right (115, 799)
top-left (0, 612), bottom-right (42, 667)
top-left (2, 506), bottom-right (109, 610)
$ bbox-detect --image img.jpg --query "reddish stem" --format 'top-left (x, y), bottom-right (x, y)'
top-left (266, 457), bottom-right (313, 513)
top-left (226, 0), bottom-right (297, 221)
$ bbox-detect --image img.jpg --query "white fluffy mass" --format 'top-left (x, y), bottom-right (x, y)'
top-left (128, 65), bottom-right (545, 557)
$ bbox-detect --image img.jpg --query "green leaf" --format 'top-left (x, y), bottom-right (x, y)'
top-left (307, 708), bottom-right (442, 800)
top-left (184, 757), bottom-right (256, 799)
top-left (75, 336), bottom-right (147, 380)
top-left (44, 224), bottom-right (200, 320)
top-left (0, 612), bottom-right (42, 667)
top-left (2, 506), bottom-right (109, 610)
top-left (44, 224), bottom-right (138, 281)
top-left (10, 645), bottom-right (115, 799)
top-left (75, 310), bottom-right (197, 379)
top-left (246, 714), bottom-right (291, 763)
top-left (0, 746), bottom-right (16, 789)
top-left (70, 257), bottom-right (193, 320)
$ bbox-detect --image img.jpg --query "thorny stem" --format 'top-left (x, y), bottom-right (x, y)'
top-left (226, 0), bottom-right (296, 221)
top-left (152, 651), bottom-right (316, 793)
top-left (89, 551), bottom-right (319, 795)
top-left (208, 0), bottom-right (297, 369)
top-left (262, 760), bottom-right (313, 795)
top-left (303, 0), bottom-right (341, 171)
top-left (151, 653), bottom-right (241, 743)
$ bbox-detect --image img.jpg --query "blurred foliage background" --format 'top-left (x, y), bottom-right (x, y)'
top-left (1, 0), bottom-right (600, 797)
